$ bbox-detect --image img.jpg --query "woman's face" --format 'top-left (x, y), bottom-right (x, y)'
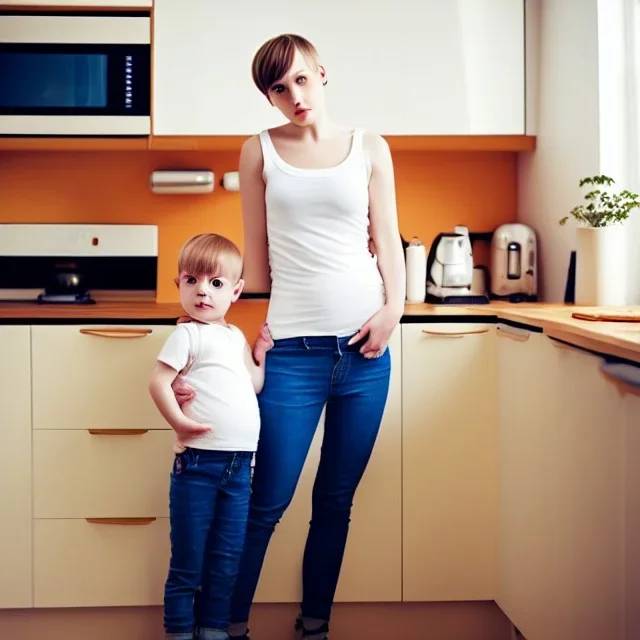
top-left (267, 48), bottom-right (326, 126)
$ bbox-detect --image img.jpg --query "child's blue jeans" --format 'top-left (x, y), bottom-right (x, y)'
top-left (164, 448), bottom-right (252, 640)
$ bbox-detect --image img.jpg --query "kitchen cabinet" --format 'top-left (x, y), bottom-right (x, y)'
top-left (497, 326), bottom-right (626, 640)
top-left (496, 325), bottom-right (564, 639)
top-left (255, 327), bottom-right (402, 603)
top-left (0, 326), bottom-right (33, 609)
top-left (31, 325), bottom-right (174, 430)
top-left (401, 322), bottom-right (498, 601)
top-left (33, 518), bottom-right (169, 608)
top-left (153, 0), bottom-right (525, 136)
top-left (1, 1), bottom-right (152, 6)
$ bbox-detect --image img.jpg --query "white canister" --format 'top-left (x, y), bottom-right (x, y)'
top-left (405, 237), bottom-right (427, 303)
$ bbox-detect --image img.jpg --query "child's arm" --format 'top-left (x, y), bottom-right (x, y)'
top-left (242, 322), bottom-right (273, 394)
top-left (149, 361), bottom-right (212, 439)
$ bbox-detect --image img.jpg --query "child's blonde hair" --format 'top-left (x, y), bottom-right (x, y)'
top-left (251, 33), bottom-right (321, 96)
top-left (177, 233), bottom-right (243, 282)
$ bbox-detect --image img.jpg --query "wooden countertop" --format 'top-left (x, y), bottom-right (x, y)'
top-left (1, 298), bottom-right (639, 364)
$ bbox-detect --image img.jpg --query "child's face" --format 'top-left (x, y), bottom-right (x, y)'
top-left (177, 271), bottom-right (244, 324)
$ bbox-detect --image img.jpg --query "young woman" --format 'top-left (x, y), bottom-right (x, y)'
top-left (176, 33), bottom-right (405, 640)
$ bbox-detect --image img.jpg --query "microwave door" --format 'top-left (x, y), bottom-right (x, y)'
top-left (0, 13), bottom-right (150, 136)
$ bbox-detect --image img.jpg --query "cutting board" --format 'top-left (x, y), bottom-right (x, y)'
top-left (572, 309), bottom-right (640, 322)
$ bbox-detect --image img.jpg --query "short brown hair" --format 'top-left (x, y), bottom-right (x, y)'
top-left (177, 233), bottom-right (243, 282)
top-left (251, 33), bottom-right (321, 96)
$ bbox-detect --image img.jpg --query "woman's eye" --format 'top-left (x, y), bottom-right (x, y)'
top-left (296, 76), bottom-right (306, 84)
top-left (211, 278), bottom-right (223, 289)
top-left (272, 85), bottom-right (284, 93)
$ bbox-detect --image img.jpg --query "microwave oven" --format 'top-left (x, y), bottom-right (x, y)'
top-left (0, 11), bottom-right (150, 136)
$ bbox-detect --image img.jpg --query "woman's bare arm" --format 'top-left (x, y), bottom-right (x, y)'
top-left (367, 132), bottom-right (405, 317)
top-left (239, 136), bottom-right (271, 293)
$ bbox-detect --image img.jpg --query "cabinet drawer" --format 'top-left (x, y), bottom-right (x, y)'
top-left (32, 325), bottom-right (173, 430)
top-left (34, 518), bottom-right (170, 608)
top-left (33, 429), bottom-right (175, 519)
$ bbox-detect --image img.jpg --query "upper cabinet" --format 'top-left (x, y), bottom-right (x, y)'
top-left (1, 1), bottom-right (152, 6)
top-left (153, 0), bottom-right (525, 137)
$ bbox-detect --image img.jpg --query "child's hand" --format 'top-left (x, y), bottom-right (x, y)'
top-left (253, 322), bottom-right (274, 365)
top-left (174, 417), bottom-right (212, 440)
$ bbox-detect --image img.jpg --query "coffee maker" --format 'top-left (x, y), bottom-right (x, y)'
top-left (490, 223), bottom-right (538, 302)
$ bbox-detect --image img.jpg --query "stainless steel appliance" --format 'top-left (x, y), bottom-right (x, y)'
top-left (490, 223), bottom-right (538, 302)
top-left (426, 226), bottom-right (489, 304)
top-left (0, 11), bottom-right (150, 136)
top-left (0, 223), bottom-right (158, 304)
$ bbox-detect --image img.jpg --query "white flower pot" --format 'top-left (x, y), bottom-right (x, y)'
top-left (575, 224), bottom-right (628, 305)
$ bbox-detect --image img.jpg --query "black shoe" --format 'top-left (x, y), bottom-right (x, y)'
top-left (295, 617), bottom-right (329, 638)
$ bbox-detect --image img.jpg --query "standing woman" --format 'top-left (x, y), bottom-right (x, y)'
top-left (173, 33), bottom-right (405, 640)
top-left (229, 33), bottom-right (406, 640)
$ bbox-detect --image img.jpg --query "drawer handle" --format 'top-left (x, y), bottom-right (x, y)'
top-left (421, 328), bottom-right (489, 338)
top-left (549, 338), bottom-right (588, 355)
top-left (79, 328), bottom-right (152, 339)
top-left (88, 429), bottom-right (149, 436)
top-left (496, 325), bottom-right (530, 342)
top-left (600, 362), bottom-right (640, 398)
top-left (85, 517), bottom-right (156, 526)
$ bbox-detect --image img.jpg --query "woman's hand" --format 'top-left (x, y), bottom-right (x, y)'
top-left (347, 304), bottom-right (402, 359)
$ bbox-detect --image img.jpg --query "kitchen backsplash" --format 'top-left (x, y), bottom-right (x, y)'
top-left (0, 149), bottom-right (517, 302)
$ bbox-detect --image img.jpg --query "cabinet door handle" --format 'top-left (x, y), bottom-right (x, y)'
top-left (495, 325), bottom-right (530, 342)
top-left (85, 517), bottom-right (156, 526)
top-left (600, 361), bottom-right (640, 397)
top-left (79, 328), bottom-right (152, 339)
top-left (549, 338), bottom-right (588, 355)
top-left (88, 429), bottom-right (149, 436)
top-left (421, 328), bottom-right (490, 338)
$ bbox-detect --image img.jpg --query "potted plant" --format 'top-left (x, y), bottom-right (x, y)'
top-left (559, 175), bottom-right (639, 306)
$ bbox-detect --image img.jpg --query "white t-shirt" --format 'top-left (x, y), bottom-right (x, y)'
top-left (157, 322), bottom-right (260, 452)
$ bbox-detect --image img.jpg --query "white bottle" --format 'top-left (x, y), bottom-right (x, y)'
top-left (405, 237), bottom-right (427, 303)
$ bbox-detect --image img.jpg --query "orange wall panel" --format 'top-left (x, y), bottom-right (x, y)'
top-left (0, 149), bottom-right (517, 302)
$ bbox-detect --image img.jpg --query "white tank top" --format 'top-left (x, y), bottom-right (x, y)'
top-left (259, 128), bottom-right (385, 339)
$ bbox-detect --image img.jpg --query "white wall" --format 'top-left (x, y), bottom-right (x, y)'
top-left (518, 0), bottom-right (639, 303)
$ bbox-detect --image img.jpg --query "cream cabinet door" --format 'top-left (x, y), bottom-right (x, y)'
top-left (254, 328), bottom-right (402, 603)
top-left (33, 518), bottom-right (169, 608)
top-left (153, 0), bottom-right (524, 136)
top-left (600, 362), bottom-right (640, 639)
top-left (495, 325), bottom-right (561, 639)
top-left (548, 339), bottom-right (624, 640)
top-left (0, 1), bottom-right (152, 6)
top-left (31, 325), bottom-right (174, 430)
top-left (0, 326), bottom-right (33, 609)
top-left (33, 429), bottom-right (176, 519)
top-left (401, 322), bottom-right (498, 601)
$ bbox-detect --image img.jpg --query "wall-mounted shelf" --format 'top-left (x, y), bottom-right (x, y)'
top-left (0, 135), bottom-right (537, 153)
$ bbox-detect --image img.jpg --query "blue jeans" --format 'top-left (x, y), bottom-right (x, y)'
top-left (164, 448), bottom-right (253, 640)
top-left (230, 334), bottom-right (392, 625)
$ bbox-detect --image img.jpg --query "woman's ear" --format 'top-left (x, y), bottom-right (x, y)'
top-left (319, 65), bottom-right (327, 86)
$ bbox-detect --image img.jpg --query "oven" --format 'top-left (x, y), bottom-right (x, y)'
top-left (0, 10), bottom-right (151, 136)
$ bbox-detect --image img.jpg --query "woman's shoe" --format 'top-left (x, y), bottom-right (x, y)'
top-left (295, 617), bottom-right (329, 639)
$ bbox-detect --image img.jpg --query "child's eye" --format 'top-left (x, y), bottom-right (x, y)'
top-left (211, 278), bottom-right (223, 289)
top-left (185, 276), bottom-right (196, 284)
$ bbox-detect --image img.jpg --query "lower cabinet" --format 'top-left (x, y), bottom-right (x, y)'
top-left (401, 322), bottom-right (498, 601)
top-left (255, 327), bottom-right (403, 603)
top-left (33, 518), bottom-right (170, 608)
top-left (497, 324), bottom-right (630, 640)
top-left (0, 326), bottom-right (33, 609)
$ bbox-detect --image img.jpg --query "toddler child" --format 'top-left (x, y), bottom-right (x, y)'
top-left (149, 233), bottom-right (272, 640)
